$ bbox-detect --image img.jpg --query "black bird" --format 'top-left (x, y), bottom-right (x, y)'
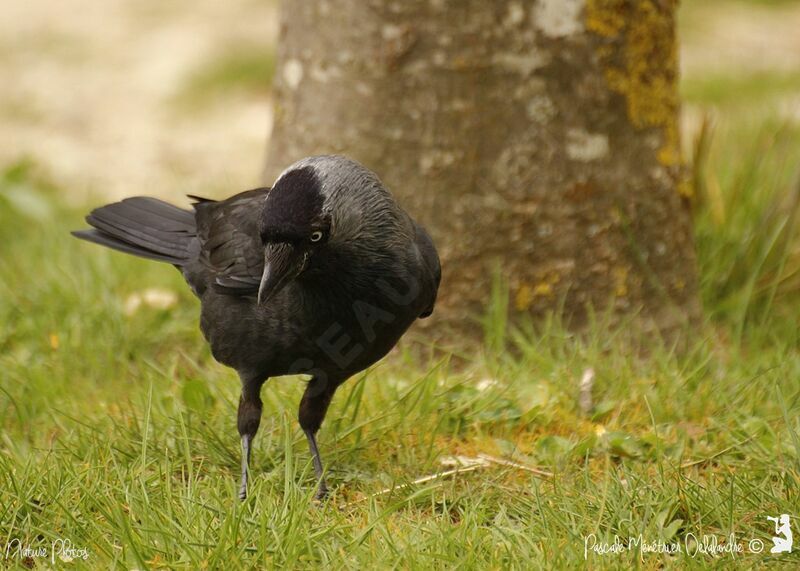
top-left (72, 155), bottom-right (441, 500)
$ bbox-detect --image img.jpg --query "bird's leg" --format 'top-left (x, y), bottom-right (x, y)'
top-left (237, 381), bottom-right (264, 501)
top-left (298, 376), bottom-right (336, 500)
top-left (304, 429), bottom-right (327, 498)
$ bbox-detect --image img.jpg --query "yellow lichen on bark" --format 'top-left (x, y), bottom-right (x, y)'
top-left (515, 272), bottom-right (561, 311)
top-left (515, 284), bottom-right (534, 311)
top-left (585, 0), bottom-right (683, 176)
top-left (585, 0), bottom-right (626, 38)
top-left (612, 266), bottom-right (629, 297)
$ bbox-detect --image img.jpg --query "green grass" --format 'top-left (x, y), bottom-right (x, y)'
top-left (3, 83), bottom-right (800, 568)
top-left (2, 139), bottom-right (800, 569)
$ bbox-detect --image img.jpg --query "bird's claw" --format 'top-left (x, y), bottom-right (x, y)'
top-left (313, 481), bottom-right (329, 502)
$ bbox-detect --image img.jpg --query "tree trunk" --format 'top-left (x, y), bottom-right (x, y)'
top-left (265, 0), bottom-right (700, 338)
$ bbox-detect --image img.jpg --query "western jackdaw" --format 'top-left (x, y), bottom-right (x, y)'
top-left (73, 155), bottom-right (441, 500)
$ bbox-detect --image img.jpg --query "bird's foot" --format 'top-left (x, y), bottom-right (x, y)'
top-left (313, 480), bottom-right (329, 503)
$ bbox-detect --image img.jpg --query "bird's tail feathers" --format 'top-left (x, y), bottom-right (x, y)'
top-left (72, 197), bottom-right (196, 265)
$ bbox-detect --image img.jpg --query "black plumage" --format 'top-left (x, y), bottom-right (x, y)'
top-left (72, 155), bottom-right (441, 500)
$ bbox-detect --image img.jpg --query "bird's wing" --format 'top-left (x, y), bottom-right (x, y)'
top-left (192, 188), bottom-right (269, 295)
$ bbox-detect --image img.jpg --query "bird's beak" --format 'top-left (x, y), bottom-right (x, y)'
top-left (258, 243), bottom-right (304, 305)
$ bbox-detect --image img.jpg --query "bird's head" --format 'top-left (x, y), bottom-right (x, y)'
top-left (257, 155), bottom-right (399, 305)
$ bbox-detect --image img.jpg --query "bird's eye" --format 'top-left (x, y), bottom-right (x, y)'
top-left (310, 231), bottom-right (323, 243)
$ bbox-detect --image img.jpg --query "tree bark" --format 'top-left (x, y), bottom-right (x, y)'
top-left (265, 0), bottom-right (700, 338)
